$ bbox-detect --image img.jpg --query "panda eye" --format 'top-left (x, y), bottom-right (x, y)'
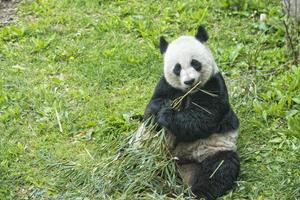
top-left (173, 63), bottom-right (181, 76)
top-left (191, 59), bottom-right (202, 71)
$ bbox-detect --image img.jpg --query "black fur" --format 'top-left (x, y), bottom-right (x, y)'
top-left (159, 36), bottom-right (169, 54)
top-left (195, 25), bottom-right (209, 42)
top-left (144, 72), bottom-right (239, 142)
top-left (189, 151), bottom-right (240, 200)
top-left (144, 77), bottom-right (184, 120)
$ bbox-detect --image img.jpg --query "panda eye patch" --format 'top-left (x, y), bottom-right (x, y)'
top-left (191, 59), bottom-right (202, 71)
top-left (173, 63), bottom-right (181, 76)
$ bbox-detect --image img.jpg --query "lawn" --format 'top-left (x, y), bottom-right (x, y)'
top-left (0, 0), bottom-right (299, 199)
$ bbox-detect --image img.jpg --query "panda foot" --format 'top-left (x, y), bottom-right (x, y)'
top-left (190, 151), bottom-right (240, 200)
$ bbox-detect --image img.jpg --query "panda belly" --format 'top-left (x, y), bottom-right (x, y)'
top-left (165, 130), bottom-right (238, 186)
top-left (167, 130), bottom-right (238, 163)
top-left (133, 123), bottom-right (238, 164)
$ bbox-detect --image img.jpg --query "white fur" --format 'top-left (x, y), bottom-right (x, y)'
top-left (132, 123), bottom-right (238, 163)
top-left (166, 130), bottom-right (238, 163)
top-left (163, 36), bottom-right (219, 91)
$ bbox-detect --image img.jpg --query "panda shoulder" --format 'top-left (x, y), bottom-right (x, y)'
top-left (152, 76), bottom-right (180, 97)
top-left (204, 72), bottom-right (228, 94)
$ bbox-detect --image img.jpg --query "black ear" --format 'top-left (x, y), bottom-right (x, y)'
top-left (159, 36), bottom-right (168, 54)
top-left (195, 25), bottom-right (209, 42)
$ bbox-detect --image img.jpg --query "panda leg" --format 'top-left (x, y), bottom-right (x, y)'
top-left (190, 151), bottom-right (240, 200)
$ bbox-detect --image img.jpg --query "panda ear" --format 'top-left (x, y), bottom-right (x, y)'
top-left (159, 36), bottom-right (168, 54)
top-left (195, 25), bottom-right (209, 42)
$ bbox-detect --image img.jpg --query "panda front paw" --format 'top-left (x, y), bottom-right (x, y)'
top-left (157, 107), bottom-right (175, 128)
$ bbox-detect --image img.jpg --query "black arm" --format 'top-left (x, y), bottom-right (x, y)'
top-left (144, 98), bottom-right (171, 120)
top-left (143, 76), bottom-right (183, 121)
top-left (158, 100), bottom-right (228, 142)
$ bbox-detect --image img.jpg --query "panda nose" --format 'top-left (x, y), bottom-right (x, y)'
top-left (184, 79), bottom-right (195, 86)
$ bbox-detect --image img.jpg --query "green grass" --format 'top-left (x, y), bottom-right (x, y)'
top-left (0, 0), bottom-right (299, 199)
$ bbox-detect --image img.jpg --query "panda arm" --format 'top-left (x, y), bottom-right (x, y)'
top-left (144, 98), bottom-right (171, 120)
top-left (158, 100), bottom-right (227, 142)
top-left (143, 76), bottom-right (179, 120)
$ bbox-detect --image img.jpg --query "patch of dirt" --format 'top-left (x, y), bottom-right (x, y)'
top-left (0, 0), bottom-right (21, 27)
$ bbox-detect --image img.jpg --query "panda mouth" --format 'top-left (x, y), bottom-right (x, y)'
top-left (184, 79), bottom-right (195, 86)
top-left (184, 85), bottom-right (194, 90)
top-left (184, 80), bottom-right (198, 87)
top-left (182, 79), bottom-right (202, 92)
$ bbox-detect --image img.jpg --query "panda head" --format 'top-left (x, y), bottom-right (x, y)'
top-left (159, 26), bottom-right (219, 91)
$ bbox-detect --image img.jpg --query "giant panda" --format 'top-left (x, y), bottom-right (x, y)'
top-left (143, 25), bottom-right (240, 200)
